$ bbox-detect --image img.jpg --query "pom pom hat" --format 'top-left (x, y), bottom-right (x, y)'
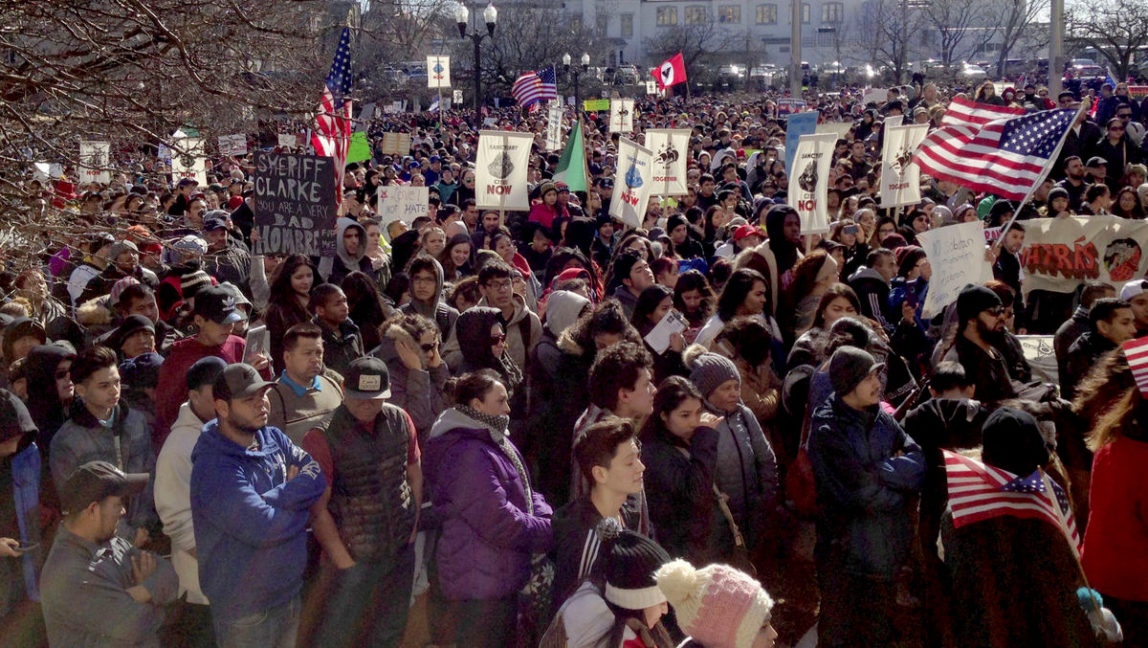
top-left (656, 559), bottom-right (774, 648)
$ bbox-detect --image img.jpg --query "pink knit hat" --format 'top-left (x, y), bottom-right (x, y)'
top-left (655, 559), bottom-right (773, 648)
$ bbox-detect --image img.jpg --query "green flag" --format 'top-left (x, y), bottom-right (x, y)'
top-left (346, 131), bottom-right (373, 164)
top-left (553, 118), bottom-right (587, 193)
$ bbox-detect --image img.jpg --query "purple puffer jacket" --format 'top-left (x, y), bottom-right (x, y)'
top-left (424, 408), bottom-right (553, 600)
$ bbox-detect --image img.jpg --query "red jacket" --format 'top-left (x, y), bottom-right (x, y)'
top-left (1082, 436), bottom-right (1148, 602)
top-left (153, 335), bottom-right (247, 449)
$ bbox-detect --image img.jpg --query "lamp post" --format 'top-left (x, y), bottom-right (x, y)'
top-left (456, 3), bottom-right (497, 119)
top-left (563, 52), bottom-right (590, 114)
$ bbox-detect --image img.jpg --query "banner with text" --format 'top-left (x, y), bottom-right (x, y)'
top-left (609, 137), bottom-right (655, 228)
top-left (79, 141), bottom-right (111, 184)
top-left (427, 56), bottom-right (451, 88)
top-left (217, 134), bottom-right (248, 157)
top-left (1017, 215), bottom-right (1148, 296)
top-left (787, 133), bottom-right (836, 233)
top-left (644, 129), bottom-right (690, 196)
top-left (377, 186), bottom-right (429, 225)
top-left (252, 152), bottom-right (337, 257)
top-left (545, 104), bottom-right (563, 151)
top-left (609, 98), bottom-right (635, 133)
top-left (917, 220), bottom-right (993, 319)
top-left (879, 123), bottom-right (929, 208)
top-left (476, 130), bottom-right (532, 211)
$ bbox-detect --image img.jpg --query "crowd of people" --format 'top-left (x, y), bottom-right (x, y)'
top-left (0, 78), bottom-right (1146, 648)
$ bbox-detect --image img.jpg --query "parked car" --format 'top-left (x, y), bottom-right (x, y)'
top-left (958, 63), bottom-right (988, 82)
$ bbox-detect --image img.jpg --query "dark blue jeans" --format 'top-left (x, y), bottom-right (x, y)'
top-left (312, 544), bottom-right (416, 647)
top-left (212, 595), bottom-right (299, 648)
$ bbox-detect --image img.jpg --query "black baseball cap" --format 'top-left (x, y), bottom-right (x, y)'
top-left (203, 217), bottom-right (228, 232)
top-left (60, 461), bottom-right (149, 515)
top-left (193, 286), bottom-right (243, 325)
top-left (343, 357), bottom-right (391, 400)
top-left (187, 356), bottom-right (227, 391)
top-left (214, 363), bottom-right (274, 401)
top-left (0, 388), bottom-right (36, 445)
top-left (1086, 156), bottom-right (1108, 168)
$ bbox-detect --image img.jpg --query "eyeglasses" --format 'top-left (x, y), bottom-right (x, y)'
top-left (485, 279), bottom-right (513, 291)
top-left (1117, 114), bottom-right (1132, 119)
top-left (986, 306), bottom-right (1006, 317)
top-left (490, 333), bottom-right (507, 344)
top-left (1110, 126), bottom-right (1125, 132)
top-left (55, 369), bottom-right (71, 380)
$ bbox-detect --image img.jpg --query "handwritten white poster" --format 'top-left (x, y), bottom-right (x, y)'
top-left (377, 186), bottom-right (429, 225)
top-left (917, 220), bottom-right (994, 319)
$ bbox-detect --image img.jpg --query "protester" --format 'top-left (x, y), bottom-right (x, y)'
top-left (266, 323), bottom-right (345, 444)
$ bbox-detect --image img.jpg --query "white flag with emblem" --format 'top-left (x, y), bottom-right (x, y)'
top-left (609, 137), bottom-right (655, 227)
top-left (787, 133), bottom-right (836, 233)
top-left (475, 130), bottom-right (532, 210)
top-left (880, 123), bottom-right (929, 208)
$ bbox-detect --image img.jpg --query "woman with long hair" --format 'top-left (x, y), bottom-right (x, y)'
top-left (438, 233), bottom-right (473, 282)
top-left (1112, 186), bottom-right (1146, 219)
top-left (341, 270), bottom-right (393, 352)
top-left (868, 216), bottom-right (899, 249)
top-left (1081, 384), bottom-right (1148, 645)
top-left (264, 254), bottom-right (316, 373)
top-left (695, 268), bottom-right (771, 349)
top-left (631, 284), bottom-right (688, 382)
top-left (780, 250), bottom-right (839, 342)
top-left (673, 270), bottom-right (715, 344)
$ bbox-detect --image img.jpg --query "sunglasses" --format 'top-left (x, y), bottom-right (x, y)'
top-left (420, 342), bottom-right (439, 353)
top-left (490, 333), bottom-right (507, 344)
top-left (55, 369), bottom-right (71, 380)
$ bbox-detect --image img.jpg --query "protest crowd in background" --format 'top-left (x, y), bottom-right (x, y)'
top-left (3, 37), bottom-right (1148, 648)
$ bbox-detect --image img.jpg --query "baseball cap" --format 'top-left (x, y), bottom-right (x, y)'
top-left (60, 461), bottom-right (149, 515)
top-left (194, 286), bottom-right (243, 324)
top-left (0, 388), bottom-right (36, 445)
top-left (1121, 279), bottom-right (1148, 301)
top-left (203, 217), bottom-right (228, 232)
top-left (1086, 156), bottom-right (1108, 168)
top-left (343, 357), bottom-right (391, 400)
top-left (733, 224), bottom-right (761, 242)
top-left (187, 356), bottom-right (227, 391)
top-left (214, 363), bottom-right (274, 401)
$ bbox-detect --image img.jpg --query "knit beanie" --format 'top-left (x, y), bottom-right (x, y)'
top-left (667, 213), bottom-right (689, 233)
top-left (656, 559), bottom-right (774, 648)
top-left (601, 525), bottom-right (672, 611)
top-left (828, 346), bottom-right (883, 397)
top-left (894, 245), bottom-right (926, 278)
top-left (956, 284), bottom-right (1002, 325)
top-left (689, 352), bottom-right (741, 398)
top-left (981, 407), bottom-right (1050, 477)
top-left (1047, 186), bottom-right (1069, 205)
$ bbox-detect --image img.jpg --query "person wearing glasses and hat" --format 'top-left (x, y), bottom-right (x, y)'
top-left (40, 460), bottom-right (178, 647)
top-left (303, 356), bottom-right (423, 646)
top-left (937, 285), bottom-right (1021, 405)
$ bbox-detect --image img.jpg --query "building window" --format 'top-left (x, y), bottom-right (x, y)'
top-left (657, 7), bottom-right (678, 25)
top-left (597, 13), bottom-right (608, 37)
top-left (822, 2), bottom-right (844, 23)
top-left (685, 6), bottom-right (707, 24)
top-left (719, 5), bottom-right (741, 23)
top-left (621, 13), bottom-right (633, 37)
top-left (756, 4), bottom-right (778, 24)
top-left (801, 3), bottom-right (811, 23)
top-left (817, 29), bottom-right (835, 46)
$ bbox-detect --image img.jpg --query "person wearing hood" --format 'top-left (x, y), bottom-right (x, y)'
top-left (423, 371), bottom-right (553, 648)
top-left (0, 389), bottom-right (44, 636)
top-left (442, 261), bottom-right (541, 374)
top-left (452, 307), bottom-right (523, 402)
top-left (760, 203), bottom-right (803, 295)
top-left (189, 363), bottom-right (325, 647)
top-left (809, 346), bottom-right (924, 647)
top-left (50, 346), bottom-right (158, 548)
top-left (686, 349), bottom-right (780, 574)
top-left (400, 256), bottom-right (459, 341)
top-left (371, 312), bottom-right (449, 441)
top-left (325, 217), bottom-right (375, 286)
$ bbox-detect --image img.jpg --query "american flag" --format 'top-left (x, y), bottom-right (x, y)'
top-left (913, 96), bottom-right (1077, 201)
top-left (1123, 336), bottom-right (1148, 397)
top-left (511, 66), bottom-right (558, 109)
top-left (944, 449), bottom-right (1081, 555)
top-left (311, 27), bottom-right (353, 200)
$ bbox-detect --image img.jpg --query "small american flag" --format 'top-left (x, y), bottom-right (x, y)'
top-left (943, 449), bottom-right (1081, 555)
top-left (1123, 336), bottom-right (1148, 397)
top-left (913, 96), bottom-right (1076, 201)
top-left (511, 65), bottom-right (557, 109)
top-left (311, 27), bottom-right (353, 200)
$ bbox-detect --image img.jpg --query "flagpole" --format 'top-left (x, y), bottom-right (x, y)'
top-left (994, 98), bottom-right (1090, 246)
top-left (438, 87), bottom-right (443, 133)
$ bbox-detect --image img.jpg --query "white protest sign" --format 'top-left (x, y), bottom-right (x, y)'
top-left (879, 123), bottom-right (929, 208)
top-left (475, 130), bottom-right (532, 211)
top-left (277, 134), bottom-right (298, 148)
top-left (787, 133), bottom-right (836, 233)
top-left (377, 186), bottom-right (430, 225)
top-left (545, 104), bottom-right (563, 151)
top-left (217, 134), bottom-right (248, 157)
top-left (357, 103), bottom-right (376, 132)
top-left (863, 87), bottom-right (890, 106)
top-left (609, 98), bottom-right (635, 133)
top-left (427, 56), bottom-right (451, 88)
top-left (645, 81), bottom-right (657, 95)
top-left (916, 220), bottom-right (994, 319)
top-left (78, 141), bottom-right (111, 184)
top-left (645, 129), bottom-right (690, 196)
top-left (453, 89), bottom-right (464, 105)
top-left (609, 137), bottom-right (655, 228)
top-left (171, 137), bottom-right (207, 186)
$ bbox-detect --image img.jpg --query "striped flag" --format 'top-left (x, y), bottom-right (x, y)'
top-left (1123, 336), bottom-right (1148, 397)
top-left (913, 96), bottom-right (1076, 200)
top-left (944, 449), bottom-right (1080, 555)
top-left (311, 27), bottom-right (353, 201)
top-left (511, 65), bottom-right (558, 109)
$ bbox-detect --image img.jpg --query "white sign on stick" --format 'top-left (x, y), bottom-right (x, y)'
top-left (609, 137), bottom-right (655, 228)
top-left (644, 129), bottom-right (690, 196)
top-left (170, 137), bottom-right (207, 186)
top-left (609, 98), bottom-right (635, 133)
top-left (79, 141), bottom-right (111, 184)
top-left (377, 186), bottom-right (430, 225)
top-left (917, 220), bottom-right (994, 319)
top-left (427, 56), bottom-right (451, 88)
top-left (545, 104), bottom-right (563, 151)
top-left (879, 123), bottom-right (928, 208)
top-left (787, 133), bottom-right (836, 233)
top-left (475, 130), bottom-right (532, 211)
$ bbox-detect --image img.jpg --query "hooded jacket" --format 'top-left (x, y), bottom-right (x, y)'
top-left (708, 399), bottom-right (779, 553)
top-left (372, 322), bottom-right (449, 440)
top-left (848, 265), bottom-right (894, 331)
top-left (25, 344), bottom-right (75, 454)
top-left (154, 402), bottom-right (210, 604)
top-left (443, 295), bottom-right (540, 377)
top-left (327, 217), bottom-right (374, 285)
top-left (398, 256), bottom-right (459, 340)
top-left (2, 317), bottom-right (45, 365)
top-left (189, 420), bottom-right (325, 620)
top-left (423, 408), bottom-right (552, 600)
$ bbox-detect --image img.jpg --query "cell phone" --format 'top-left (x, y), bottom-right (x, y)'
top-left (243, 325), bottom-right (269, 365)
top-left (12, 542), bottom-right (39, 555)
top-left (843, 225), bottom-right (860, 235)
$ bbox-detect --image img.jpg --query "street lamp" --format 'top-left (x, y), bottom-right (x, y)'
top-left (563, 52), bottom-right (590, 113)
top-left (456, 3), bottom-right (497, 118)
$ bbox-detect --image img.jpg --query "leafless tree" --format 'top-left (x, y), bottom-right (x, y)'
top-left (851, 0), bottom-right (926, 83)
top-left (1067, 0), bottom-right (1148, 79)
top-left (993, 0), bottom-right (1050, 79)
top-left (920, 0), bottom-right (997, 68)
top-left (642, 20), bottom-right (723, 69)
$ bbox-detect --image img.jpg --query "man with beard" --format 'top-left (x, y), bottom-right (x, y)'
top-left (190, 363), bottom-right (325, 647)
top-left (1061, 298), bottom-right (1138, 400)
top-left (940, 285), bottom-right (1018, 405)
top-left (1120, 279), bottom-right (1148, 337)
top-left (1054, 156), bottom-right (1089, 211)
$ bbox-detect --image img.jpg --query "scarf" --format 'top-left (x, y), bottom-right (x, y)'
top-left (458, 404), bottom-right (535, 514)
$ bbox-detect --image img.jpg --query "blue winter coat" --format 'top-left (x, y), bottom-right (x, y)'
top-left (808, 395), bottom-right (925, 580)
top-left (424, 408), bottom-right (553, 600)
top-left (5, 443), bottom-right (41, 604)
